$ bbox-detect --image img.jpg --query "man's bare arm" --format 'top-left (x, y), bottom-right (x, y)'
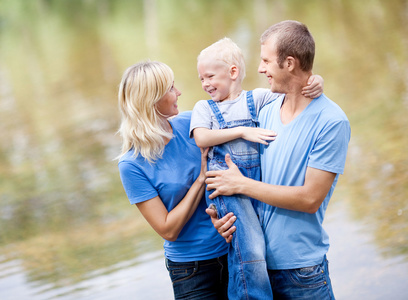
top-left (205, 154), bottom-right (336, 214)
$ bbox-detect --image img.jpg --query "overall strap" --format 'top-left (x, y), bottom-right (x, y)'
top-left (246, 91), bottom-right (258, 123)
top-left (207, 99), bottom-right (227, 129)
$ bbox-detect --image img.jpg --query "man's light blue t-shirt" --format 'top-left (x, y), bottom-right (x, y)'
top-left (118, 111), bottom-right (228, 262)
top-left (258, 94), bottom-right (351, 270)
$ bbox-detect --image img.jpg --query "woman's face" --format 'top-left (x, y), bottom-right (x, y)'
top-left (155, 83), bottom-right (182, 118)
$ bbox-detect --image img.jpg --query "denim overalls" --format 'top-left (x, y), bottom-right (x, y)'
top-left (207, 91), bottom-right (273, 299)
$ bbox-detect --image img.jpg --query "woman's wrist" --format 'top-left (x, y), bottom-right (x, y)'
top-left (197, 173), bottom-right (206, 185)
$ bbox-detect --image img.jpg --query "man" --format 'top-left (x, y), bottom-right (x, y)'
top-left (205, 20), bottom-right (350, 299)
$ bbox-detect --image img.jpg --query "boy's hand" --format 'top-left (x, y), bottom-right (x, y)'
top-left (302, 74), bottom-right (324, 98)
top-left (240, 127), bottom-right (277, 145)
top-left (205, 207), bottom-right (236, 243)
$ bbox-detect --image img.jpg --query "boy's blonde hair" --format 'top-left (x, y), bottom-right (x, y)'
top-left (197, 37), bottom-right (246, 83)
top-left (117, 61), bottom-right (174, 162)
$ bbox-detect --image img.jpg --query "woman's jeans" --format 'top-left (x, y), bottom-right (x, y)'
top-left (268, 256), bottom-right (335, 300)
top-left (165, 254), bottom-right (228, 300)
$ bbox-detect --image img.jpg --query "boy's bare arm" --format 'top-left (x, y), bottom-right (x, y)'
top-left (193, 127), bottom-right (277, 148)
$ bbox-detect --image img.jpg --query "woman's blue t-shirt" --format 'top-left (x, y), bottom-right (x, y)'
top-left (118, 111), bottom-right (228, 262)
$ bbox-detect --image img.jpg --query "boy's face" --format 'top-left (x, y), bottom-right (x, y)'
top-left (197, 59), bottom-right (236, 102)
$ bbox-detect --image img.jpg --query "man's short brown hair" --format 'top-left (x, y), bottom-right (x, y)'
top-left (261, 20), bottom-right (315, 72)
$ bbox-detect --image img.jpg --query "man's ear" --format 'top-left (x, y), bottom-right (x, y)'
top-left (230, 65), bottom-right (239, 79)
top-left (286, 56), bottom-right (296, 71)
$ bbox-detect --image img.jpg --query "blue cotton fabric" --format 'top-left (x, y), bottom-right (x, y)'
top-left (118, 111), bottom-right (228, 262)
top-left (259, 94), bottom-right (351, 270)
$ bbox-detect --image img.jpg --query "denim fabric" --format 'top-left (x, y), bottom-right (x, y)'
top-left (267, 256), bottom-right (335, 300)
top-left (207, 91), bottom-right (273, 300)
top-left (165, 254), bottom-right (228, 300)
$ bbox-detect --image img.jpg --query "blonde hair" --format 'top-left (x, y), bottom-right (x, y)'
top-left (117, 61), bottom-right (174, 162)
top-left (197, 37), bottom-right (246, 83)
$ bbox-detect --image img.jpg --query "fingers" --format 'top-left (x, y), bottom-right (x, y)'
top-left (302, 89), bottom-right (318, 99)
top-left (206, 170), bottom-right (222, 178)
top-left (307, 75), bottom-right (314, 86)
top-left (206, 210), bottom-right (237, 243)
top-left (223, 225), bottom-right (236, 243)
top-left (217, 213), bottom-right (236, 242)
top-left (207, 189), bottom-right (218, 200)
top-left (224, 153), bottom-right (233, 166)
top-left (215, 212), bottom-right (236, 231)
top-left (201, 147), bottom-right (209, 155)
top-left (258, 133), bottom-right (276, 144)
top-left (205, 207), bottom-right (218, 219)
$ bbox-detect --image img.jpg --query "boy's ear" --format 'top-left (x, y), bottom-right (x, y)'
top-left (230, 65), bottom-right (239, 79)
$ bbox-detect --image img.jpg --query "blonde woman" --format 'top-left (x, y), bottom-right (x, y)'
top-left (117, 61), bottom-right (228, 299)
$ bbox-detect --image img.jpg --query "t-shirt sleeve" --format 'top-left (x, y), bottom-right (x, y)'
top-left (118, 161), bottom-right (158, 205)
top-left (308, 119), bottom-right (351, 174)
top-left (252, 88), bottom-right (282, 114)
top-left (189, 100), bottom-right (212, 137)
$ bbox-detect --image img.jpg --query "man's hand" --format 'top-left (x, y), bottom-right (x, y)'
top-left (205, 206), bottom-right (236, 243)
top-left (205, 154), bottom-right (245, 199)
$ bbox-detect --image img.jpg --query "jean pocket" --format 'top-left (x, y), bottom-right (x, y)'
top-left (228, 138), bottom-right (258, 157)
top-left (167, 264), bottom-right (197, 284)
top-left (288, 263), bottom-right (327, 288)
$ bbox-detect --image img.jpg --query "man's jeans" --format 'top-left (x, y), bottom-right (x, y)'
top-left (268, 256), bottom-right (335, 300)
top-left (165, 254), bottom-right (228, 300)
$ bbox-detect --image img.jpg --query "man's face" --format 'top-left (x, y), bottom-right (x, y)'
top-left (258, 37), bottom-right (288, 93)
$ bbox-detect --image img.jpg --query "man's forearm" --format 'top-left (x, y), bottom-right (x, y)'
top-left (235, 167), bottom-right (335, 213)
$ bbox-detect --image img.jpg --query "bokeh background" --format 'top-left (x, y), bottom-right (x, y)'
top-left (0, 0), bottom-right (407, 299)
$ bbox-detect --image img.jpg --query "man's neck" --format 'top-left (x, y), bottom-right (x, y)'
top-left (280, 73), bottom-right (312, 124)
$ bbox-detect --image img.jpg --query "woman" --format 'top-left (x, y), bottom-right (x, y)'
top-left (117, 61), bottom-right (229, 299)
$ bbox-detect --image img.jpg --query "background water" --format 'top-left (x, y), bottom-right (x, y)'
top-left (0, 0), bottom-right (407, 299)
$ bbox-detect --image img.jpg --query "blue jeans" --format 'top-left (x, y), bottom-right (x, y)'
top-left (165, 254), bottom-right (228, 300)
top-left (212, 193), bottom-right (272, 300)
top-left (206, 92), bottom-right (273, 299)
top-left (268, 256), bottom-right (335, 300)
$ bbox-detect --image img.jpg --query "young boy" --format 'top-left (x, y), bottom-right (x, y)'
top-left (190, 37), bottom-right (323, 299)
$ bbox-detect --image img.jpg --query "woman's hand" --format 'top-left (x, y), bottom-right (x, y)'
top-left (240, 127), bottom-right (277, 145)
top-left (302, 74), bottom-right (324, 99)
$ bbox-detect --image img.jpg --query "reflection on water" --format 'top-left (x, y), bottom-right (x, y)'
top-left (0, 250), bottom-right (172, 300)
top-left (0, 0), bottom-right (407, 299)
